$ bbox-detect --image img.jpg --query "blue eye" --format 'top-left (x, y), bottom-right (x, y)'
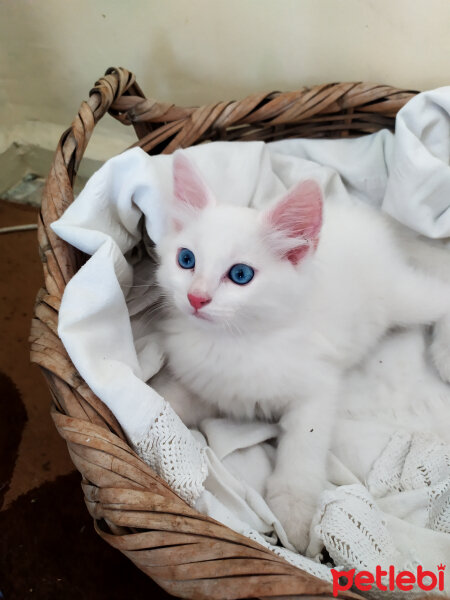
top-left (228, 264), bottom-right (254, 285)
top-left (178, 248), bottom-right (195, 269)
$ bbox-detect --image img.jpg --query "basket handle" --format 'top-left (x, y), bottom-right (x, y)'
top-left (38, 67), bottom-right (147, 285)
top-left (32, 69), bottom-right (148, 436)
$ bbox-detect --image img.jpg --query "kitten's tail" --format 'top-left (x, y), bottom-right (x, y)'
top-left (390, 220), bottom-right (450, 382)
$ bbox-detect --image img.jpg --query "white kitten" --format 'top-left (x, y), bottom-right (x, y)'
top-left (153, 152), bottom-right (450, 552)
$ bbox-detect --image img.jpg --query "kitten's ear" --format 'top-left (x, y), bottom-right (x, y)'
top-left (172, 153), bottom-right (215, 228)
top-left (261, 180), bottom-right (323, 265)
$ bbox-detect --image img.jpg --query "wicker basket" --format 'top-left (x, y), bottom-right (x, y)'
top-left (30, 67), bottom-right (419, 600)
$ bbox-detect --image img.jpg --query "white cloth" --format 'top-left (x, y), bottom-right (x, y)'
top-left (52, 88), bottom-right (450, 594)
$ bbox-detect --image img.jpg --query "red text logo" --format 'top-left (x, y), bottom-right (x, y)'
top-left (330, 564), bottom-right (446, 596)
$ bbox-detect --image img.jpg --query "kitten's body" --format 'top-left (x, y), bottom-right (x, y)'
top-left (153, 153), bottom-right (450, 552)
top-left (159, 198), bottom-right (448, 420)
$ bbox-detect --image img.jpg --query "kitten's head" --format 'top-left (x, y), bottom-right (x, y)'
top-left (156, 152), bottom-right (323, 332)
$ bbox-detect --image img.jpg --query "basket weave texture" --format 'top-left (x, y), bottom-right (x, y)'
top-left (30, 67), bottom-right (418, 600)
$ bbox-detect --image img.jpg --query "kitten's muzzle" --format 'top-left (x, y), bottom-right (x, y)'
top-left (187, 293), bottom-right (212, 311)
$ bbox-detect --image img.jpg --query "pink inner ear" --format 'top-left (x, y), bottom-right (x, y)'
top-left (173, 153), bottom-right (213, 212)
top-left (267, 179), bottom-right (323, 265)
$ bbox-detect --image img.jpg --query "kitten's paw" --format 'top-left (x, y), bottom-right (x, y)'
top-left (431, 316), bottom-right (450, 383)
top-left (266, 480), bottom-right (316, 554)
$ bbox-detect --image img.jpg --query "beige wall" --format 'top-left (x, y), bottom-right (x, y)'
top-left (1, 0), bottom-right (450, 162)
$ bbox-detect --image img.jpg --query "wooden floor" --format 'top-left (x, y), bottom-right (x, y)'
top-left (0, 199), bottom-right (173, 599)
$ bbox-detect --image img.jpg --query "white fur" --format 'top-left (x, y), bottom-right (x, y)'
top-left (152, 158), bottom-right (450, 552)
top-left (340, 326), bottom-right (450, 440)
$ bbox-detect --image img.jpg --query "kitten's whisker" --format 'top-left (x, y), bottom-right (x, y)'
top-left (137, 299), bottom-right (172, 320)
top-left (221, 315), bottom-right (243, 337)
top-left (138, 305), bottom-right (172, 330)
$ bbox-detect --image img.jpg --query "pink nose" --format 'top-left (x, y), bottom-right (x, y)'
top-left (188, 293), bottom-right (211, 311)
